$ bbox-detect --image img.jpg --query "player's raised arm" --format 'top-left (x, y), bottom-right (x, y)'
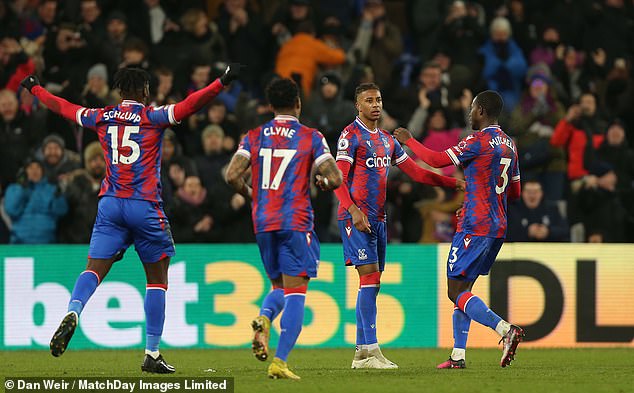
top-left (172, 63), bottom-right (242, 123)
top-left (21, 75), bottom-right (86, 124)
top-left (394, 127), bottom-right (454, 168)
top-left (315, 157), bottom-right (343, 191)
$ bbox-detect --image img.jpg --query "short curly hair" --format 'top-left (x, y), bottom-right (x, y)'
top-left (266, 78), bottom-right (299, 110)
top-left (113, 67), bottom-right (150, 97)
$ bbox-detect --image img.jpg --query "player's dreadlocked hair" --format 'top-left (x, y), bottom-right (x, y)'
top-left (474, 90), bottom-right (504, 119)
top-left (266, 78), bottom-right (299, 110)
top-left (354, 82), bottom-right (380, 102)
top-left (113, 67), bottom-right (150, 97)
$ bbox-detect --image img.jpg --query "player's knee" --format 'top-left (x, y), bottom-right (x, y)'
top-left (359, 271), bottom-right (381, 287)
top-left (447, 288), bottom-right (458, 304)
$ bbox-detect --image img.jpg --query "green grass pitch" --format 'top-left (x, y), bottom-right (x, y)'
top-left (2, 348), bottom-right (632, 393)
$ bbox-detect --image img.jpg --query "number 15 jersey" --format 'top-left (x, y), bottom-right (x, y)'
top-left (236, 115), bottom-right (332, 234)
top-left (445, 126), bottom-right (520, 238)
top-left (76, 100), bottom-right (179, 202)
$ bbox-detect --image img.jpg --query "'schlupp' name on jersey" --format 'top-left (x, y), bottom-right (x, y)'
top-left (488, 136), bottom-right (515, 152)
top-left (103, 110), bottom-right (142, 123)
top-left (366, 155), bottom-right (391, 168)
top-left (264, 126), bottom-right (296, 138)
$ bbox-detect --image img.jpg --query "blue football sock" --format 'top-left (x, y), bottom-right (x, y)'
top-left (457, 291), bottom-right (502, 330)
top-left (145, 285), bottom-right (166, 352)
top-left (452, 307), bottom-right (471, 349)
top-left (260, 288), bottom-right (284, 321)
top-left (275, 287), bottom-right (306, 362)
top-left (67, 270), bottom-right (100, 316)
top-left (356, 290), bottom-right (366, 346)
top-left (358, 272), bottom-right (381, 345)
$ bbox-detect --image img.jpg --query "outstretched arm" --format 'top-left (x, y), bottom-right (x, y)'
top-left (394, 127), bottom-right (454, 168)
top-left (397, 156), bottom-right (463, 190)
top-left (22, 76), bottom-right (84, 123)
top-left (172, 63), bottom-right (241, 122)
top-left (225, 153), bottom-right (252, 199)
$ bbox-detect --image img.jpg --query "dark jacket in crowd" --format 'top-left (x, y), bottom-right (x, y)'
top-left (507, 200), bottom-right (570, 242)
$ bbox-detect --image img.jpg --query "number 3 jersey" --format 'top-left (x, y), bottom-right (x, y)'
top-left (76, 100), bottom-right (179, 202)
top-left (445, 126), bottom-right (520, 238)
top-left (236, 115), bottom-right (333, 234)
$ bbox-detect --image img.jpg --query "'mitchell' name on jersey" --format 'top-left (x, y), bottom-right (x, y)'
top-left (336, 117), bottom-right (408, 222)
top-left (76, 101), bottom-right (179, 202)
top-left (236, 115), bottom-right (332, 234)
top-left (445, 126), bottom-right (520, 238)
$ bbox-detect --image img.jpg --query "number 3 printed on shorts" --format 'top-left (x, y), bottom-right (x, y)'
top-left (496, 157), bottom-right (512, 194)
top-left (449, 247), bottom-right (458, 263)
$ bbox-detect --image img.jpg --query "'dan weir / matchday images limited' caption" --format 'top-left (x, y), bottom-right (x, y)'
top-left (3, 377), bottom-right (234, 392)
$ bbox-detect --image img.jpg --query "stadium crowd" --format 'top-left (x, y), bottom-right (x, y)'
top-left (0, 0), bottom-right (633, 244)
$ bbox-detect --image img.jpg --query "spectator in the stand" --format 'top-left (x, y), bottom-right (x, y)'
top-left (270, 0), bottom-right (315, 46)
top-left (439, 0), bottom-right (486, 69)
top-left (551, 92), bottom-right (607, 181)
top-left (274, 21), bottom-right (346, 97)
top-left (0, 184), bottom-right (9, 244)
top-left (57, 141), bottom-right (105, 243)
top-left (0, 1), bottom-right (20, 39)
top-left (78, 0), bottom-right (106, 42)
top-left (397, 62), bottom-right (467, 131)
top-left (0, 89), bottom-right (45, 189)
top-left (506, 0), bottom-right (537, 60)
top-left (509, 63), bottom-right (566, 201)
top-left (550, 46), bottom-right (592, 108)
top-left (81, 63), bottom-right (117, 108)
top-left (37, 134), bottom-right (81, 184)
top-left (584, 0), bottom-right (634, 67)
top-left (101, 11), bottom-right (135, 76)
top-left (303, 71), bottom-right (355, 151)
top-left (180, 8), bottom-right (226, 66)
top-left (596, 120), bottom-right (634, 241)
top-left (169, 175), bottom-right (218, 243)
top-left (507, 180), bottom-right (569, 242)
top-left (151, 66), bottom-right (179, 106)
top-left (214, 164), bottom-right (254, 243)
top-left (120, 38), bottom-right (150, 71)
top-left (599, 58), bottom-right (634, 129)
top-left (4, 158), bottom-right (68, 244)
top-left (530, 25), bottom-right (563, 67)
top-left (357, 0), bottom-right (403, 89)
top-left (216, 0), bottom-right (269, 92)
top-left (417, 180), bottom-right (465, 243)
top-left (42, 24), bottom-right (95, 95)
top-left (1, 37), bottom-right (36, 92)
top-left (19, 0), bottom-right (57, 41)
top-left (194, 125), bottom-right (231, 191)
top-left (478, 16), bottom-right (527, 112)
top-left (575, 163), bottom-right (625, 243)
top-left (410, 107), bottom-right (461, 177)
top-left (198, 100), bottom-right (240, 154)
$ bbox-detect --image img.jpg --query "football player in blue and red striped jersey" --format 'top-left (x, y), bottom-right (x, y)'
top-left (335, 83), bottom-right (464, 369)
top-left (20, 64), bottom-right (241, 373)
top-left (225, 78), bottom-right (342, 379)
top-left (394, 90), bottom-right (525, 369)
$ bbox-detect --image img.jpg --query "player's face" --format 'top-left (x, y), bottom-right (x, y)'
top-left (468, 97), bottom-right (482, 130)
top-left (356, 89), bottom-right (382, 122)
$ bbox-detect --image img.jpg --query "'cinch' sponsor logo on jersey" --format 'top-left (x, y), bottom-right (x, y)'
top-left (103, 110), bottom-right (142, 123)
top-left (365, 154), bottom-right (391, 168)
top-left (488, 136), bottom-right (516, 152)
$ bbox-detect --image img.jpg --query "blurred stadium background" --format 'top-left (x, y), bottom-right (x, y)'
top-left (0, 0), bottom-right (633, 391)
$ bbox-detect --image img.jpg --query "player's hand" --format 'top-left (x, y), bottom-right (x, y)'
top-left (220, 63), bottom-right (242, 85)
top-left (349, 205), bottom-right (371, 234)
top-left (456, 179), bottom-right (465, 191)
top-left (393, 127), bottom-right (413, 145)
top-left (20, 75), bottom-right (40, 93)
top-left (315, 174), bottom-right (332, 191)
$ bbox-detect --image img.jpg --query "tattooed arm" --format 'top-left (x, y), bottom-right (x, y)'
top-left (225, 154), bottom-right (252, 199)
top-left (315, 156), bottom-right (343, 191)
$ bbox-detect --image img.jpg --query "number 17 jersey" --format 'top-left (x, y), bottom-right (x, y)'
top-left (445, 126), bottom-right (520, 238)
top-left (236, 115), bottom-right (332, 234)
